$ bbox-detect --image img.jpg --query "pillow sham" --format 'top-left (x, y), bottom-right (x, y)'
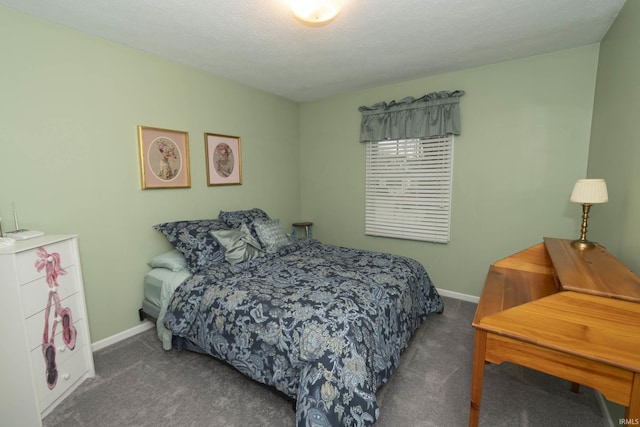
top-left (218, 208), bottom-right (270, 240)
top-left (152, 219), bottom-right (229, 273)
top-left (210, 223), bottom-right (265, 265)
top-left (254, 219), bottom-right (292, 253)
top-left (146, 249), bottom-right (188, 272)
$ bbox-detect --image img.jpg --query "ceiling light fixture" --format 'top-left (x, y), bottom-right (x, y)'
top-left (290, 0), bottom-right (344, 25)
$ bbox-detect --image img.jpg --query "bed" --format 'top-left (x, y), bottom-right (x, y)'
top-left (141, 209), bottom-right (444, 427)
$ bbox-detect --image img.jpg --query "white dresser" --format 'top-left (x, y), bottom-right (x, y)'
top-left (0, 235), bottom-right (94, 427)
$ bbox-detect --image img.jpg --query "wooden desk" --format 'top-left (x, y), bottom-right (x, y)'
top-left (469, 238), bottom-right (640, 426)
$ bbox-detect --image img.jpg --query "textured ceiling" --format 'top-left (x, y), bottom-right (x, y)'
top-left (0, 0), bottom-right (626, 102)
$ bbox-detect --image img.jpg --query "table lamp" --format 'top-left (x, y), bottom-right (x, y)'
top-left (570, 178), bottom-right (608, 249)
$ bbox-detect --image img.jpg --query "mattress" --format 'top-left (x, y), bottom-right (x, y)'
top-left (143, 268), bottom-right (177, 308)
top-left (142, 267), bottom-right (191, 347)
top-left (141, 298), bottom-right (160, 320)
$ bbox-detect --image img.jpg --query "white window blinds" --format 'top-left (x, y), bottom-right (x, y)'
top-left (365, 136), bottom-right (454, 243)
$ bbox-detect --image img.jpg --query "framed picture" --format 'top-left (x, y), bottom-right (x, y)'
top-left (137, 126), bottom-right (191, 189)
top-left (205, 133), bottom-right (242, 186)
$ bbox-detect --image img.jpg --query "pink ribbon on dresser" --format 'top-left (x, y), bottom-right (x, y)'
top-left (35, 247), bottom-right (67, 288)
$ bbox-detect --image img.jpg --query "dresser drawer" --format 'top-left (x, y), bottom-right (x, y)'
top-left (20, 265), bottom-right (80, 319)
top-left (0, 235), bottom-right (93, 423)
top-left (30, 316), bottom-right (87, 366)
top-left (15, 239), bottom-right (76, 285)
top-left (31, 343), bottom-right (91, 412)
top-left (25, 293), bottom-right (84, 352)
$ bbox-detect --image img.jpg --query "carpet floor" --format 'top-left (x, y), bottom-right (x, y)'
top-left (43, 296), bottom-right (605, 426)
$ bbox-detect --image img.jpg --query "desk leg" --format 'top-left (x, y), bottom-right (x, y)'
top-left (470, 330), bottom-right (487, 427)
top-left (626, 373), bottom-right (640, 421)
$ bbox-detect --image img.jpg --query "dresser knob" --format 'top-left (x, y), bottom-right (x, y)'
top-left (58, 346), bottom-right (66, 353)
top-left (63, 373), bottom-right (70, 381)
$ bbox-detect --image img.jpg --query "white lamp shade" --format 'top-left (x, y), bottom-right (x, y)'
top-left (570, 179), bottom-right (608, 204)
top-left (291, 0), bottom-right (343, 24)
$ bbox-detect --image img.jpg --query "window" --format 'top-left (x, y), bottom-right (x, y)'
top-left (365, 135), bottom-right (454, 243)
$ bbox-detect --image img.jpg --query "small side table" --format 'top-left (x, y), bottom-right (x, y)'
top-left (292, 222), bottom-right (313, 239)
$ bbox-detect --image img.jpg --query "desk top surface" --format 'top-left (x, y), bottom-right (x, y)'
top-left (477, 290), bottom-right (640, 372)
top-left (473, 238), bottom-right (640, 372)
top-left (544, 238), bottom-right (640, 303)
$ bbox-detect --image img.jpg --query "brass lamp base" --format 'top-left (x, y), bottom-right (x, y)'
top-left (571, 239), bottom-right (595, 250)
top-left (572, 203), bottom-right (597, 250)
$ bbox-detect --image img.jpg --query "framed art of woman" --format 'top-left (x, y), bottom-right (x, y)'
top-left (138, 126), bottom-right (191, 189)
top-left (205, 133), bottom-right (242, 186)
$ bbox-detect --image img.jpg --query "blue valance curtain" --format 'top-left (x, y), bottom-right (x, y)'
top-left (359, 90), bottom-right (465, 142)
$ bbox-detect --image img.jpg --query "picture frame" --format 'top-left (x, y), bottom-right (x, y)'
top-left (205, 133), bottom-right (242, 186)
top-left (137, 125), bottom-right (191, 189)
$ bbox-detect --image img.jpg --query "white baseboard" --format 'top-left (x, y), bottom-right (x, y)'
top-left (90, 289), bottom-right (477, 353)
top-left (595, 390), bottom-right (617, 427)
top-left (437, 287), bottom-right (480, 303)
top-left (91, 320), bottom-right (155, 352)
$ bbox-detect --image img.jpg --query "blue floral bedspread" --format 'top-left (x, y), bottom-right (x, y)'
top-left (164, 239), bottom-right (444, 426)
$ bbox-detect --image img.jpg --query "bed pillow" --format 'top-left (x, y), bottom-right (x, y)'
top-left (254, 219), bottom-right (292, 253)
top-left (152, 219), bottom-right (229, 272)
top-left (210, 223), bottom-right (265, 265)
top-left (146, 249), bottom-right (188, 272)
top-left (218, 208), bottom-right (270, 240)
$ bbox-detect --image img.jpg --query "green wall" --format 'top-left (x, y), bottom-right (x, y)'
top-left (587, 3), bottom-right (639, 421)
top-left (1, 4), bottom-right (619, 344)
top-left (588, 0), bottom-right (640, 274)
top-left (2, 3), bottom-right (632, 422)
top-left (0, 7), bottom-right (301, 342)
top-left (299, 45), bottom-right (600, 297)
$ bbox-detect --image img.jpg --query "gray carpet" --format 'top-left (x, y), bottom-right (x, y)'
top-left (43, 296), bottom-right (605, 426)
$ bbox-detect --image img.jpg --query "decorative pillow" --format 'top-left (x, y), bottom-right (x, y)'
top-left (254, 219), bottom-right (292, 253)
top-left (152, 219), bottom-right (229, 272)
top-left (146, 249), bottom-right (187, 272)
top-left (210, 223), bottom-right (265, 265)
top-left (218, 208), bottom-right (270, 240)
